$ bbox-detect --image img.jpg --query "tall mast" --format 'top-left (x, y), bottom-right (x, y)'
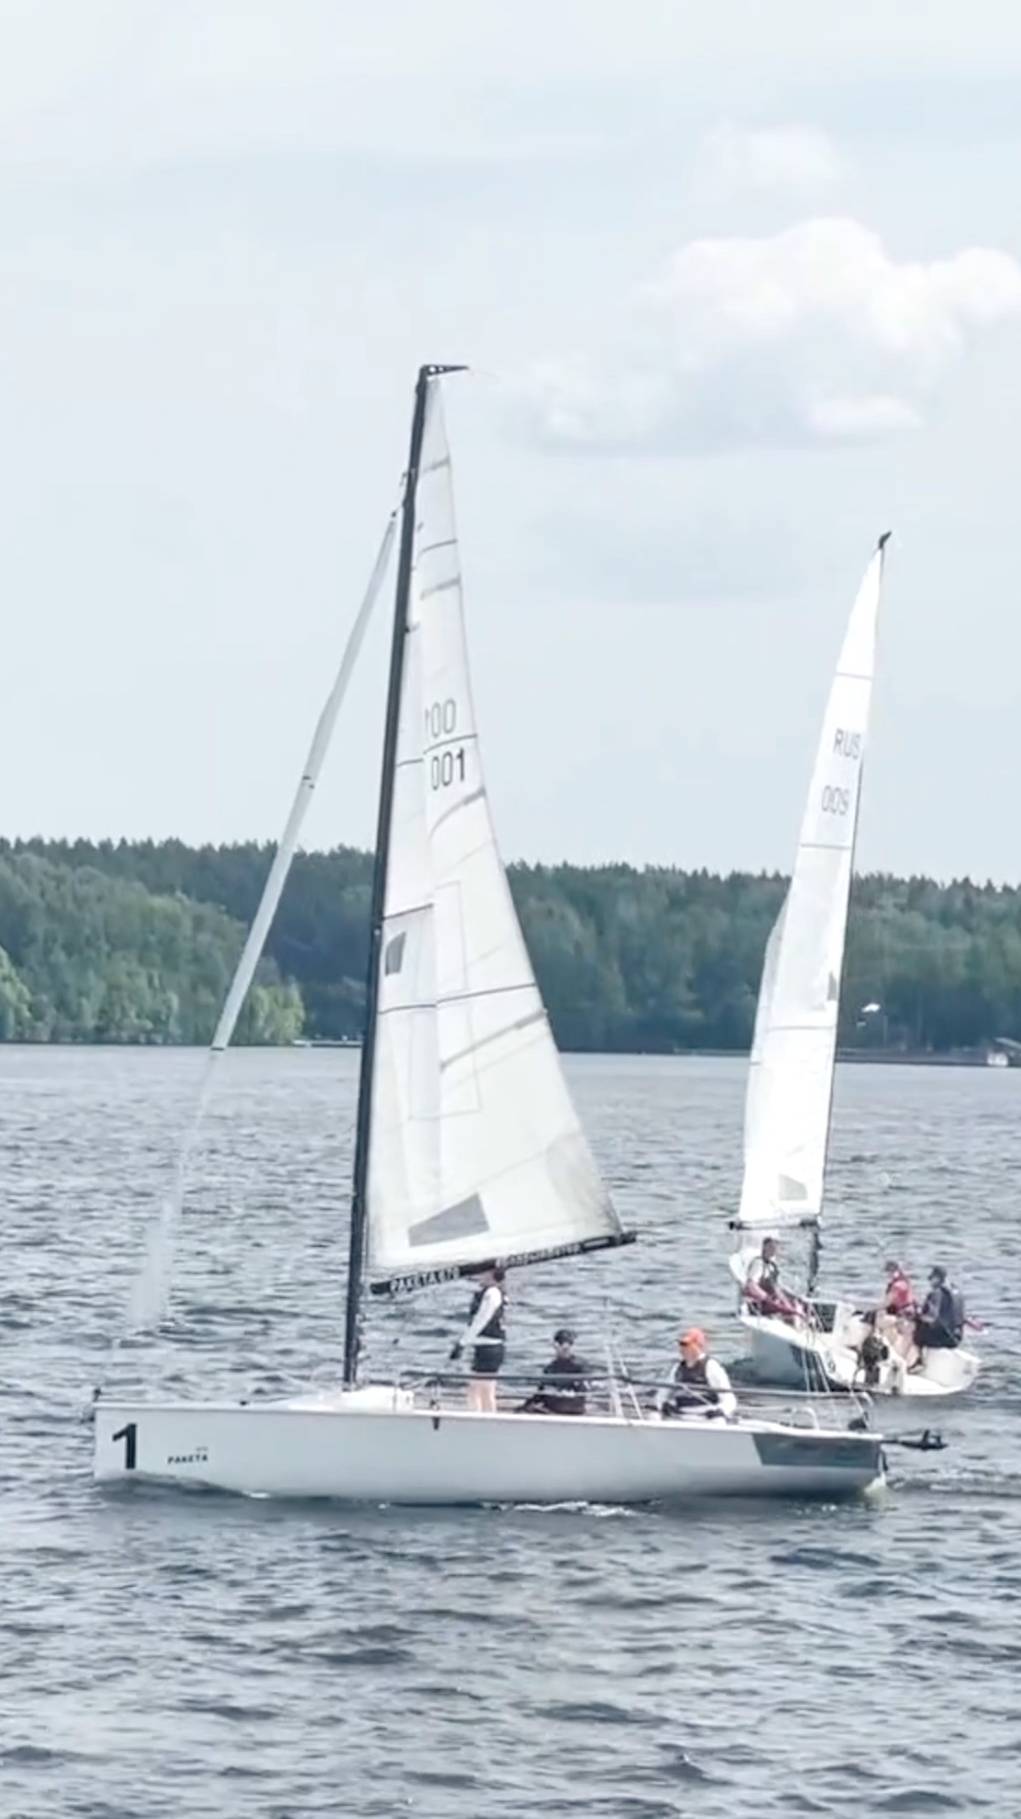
top-left (343, 364), bottom-right (465, 1385)
top-left (808, 529), bottom-right (889, 1296)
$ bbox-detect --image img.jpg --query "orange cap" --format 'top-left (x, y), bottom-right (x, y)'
top-left (679, 1327), bottom-right (705, 1349)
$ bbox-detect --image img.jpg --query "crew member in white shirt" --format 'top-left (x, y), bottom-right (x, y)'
top-left (658, 1327), bottom-right (737, 1419)
top-left (449, 1265), bottom-right (506, 1412)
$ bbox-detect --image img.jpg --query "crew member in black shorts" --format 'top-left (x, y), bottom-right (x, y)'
top-left (449, 1265), bottom-right (506, 1412)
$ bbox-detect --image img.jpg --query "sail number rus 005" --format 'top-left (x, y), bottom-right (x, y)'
top-left (425, 697), bottom-right (466, 792)
top-left (821, 784), bottom-right (851, 815)
top-left (820, 726), bottom-right (862, 816)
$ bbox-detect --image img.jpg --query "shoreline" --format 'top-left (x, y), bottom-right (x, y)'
top-left (0, 1040), bottom-right (1013, 1069)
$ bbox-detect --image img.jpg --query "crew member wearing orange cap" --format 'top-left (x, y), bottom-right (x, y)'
top-left (658, 1328), bottom-right (736, 1420)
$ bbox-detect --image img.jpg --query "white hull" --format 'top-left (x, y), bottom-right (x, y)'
top-left (93, 1387), bottom-right (883, 1504)
top-left (740, 1305), bottom-right (981, 1399)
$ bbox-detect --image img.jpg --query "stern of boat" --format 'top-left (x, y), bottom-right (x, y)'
top-left (738, 1307), bottom-right (833, 1388)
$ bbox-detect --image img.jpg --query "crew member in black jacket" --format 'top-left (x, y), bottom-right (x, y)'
top-left (520, 1328), bottom-right (590, 1415)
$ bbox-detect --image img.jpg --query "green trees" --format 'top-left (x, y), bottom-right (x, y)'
top-left (0, 943), bottom-right (33, 1039)
top-left (2, 836), bottom-right (1021, 1051)
top-left (0, 851), bottom-right (302, 1045)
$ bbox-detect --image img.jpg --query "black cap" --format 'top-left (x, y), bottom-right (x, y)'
top-left (553, 1328), bottom-right (576, 1345)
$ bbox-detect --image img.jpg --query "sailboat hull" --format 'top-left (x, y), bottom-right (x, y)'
top-left (93, 1393), bottom-right (883, 1504)
top-left (740, 1307), bottom-right (981, 1398)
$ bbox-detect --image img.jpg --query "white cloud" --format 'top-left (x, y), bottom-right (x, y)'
top-left (698, 122), bottom-right (843, 193)
top-left (805, 394), bottom-right (920, 438)
top-left (527, 217), bottom-right (1021, 452)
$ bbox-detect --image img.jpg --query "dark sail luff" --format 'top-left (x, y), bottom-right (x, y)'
top-left (343, 364), bottom-right (466, 1385)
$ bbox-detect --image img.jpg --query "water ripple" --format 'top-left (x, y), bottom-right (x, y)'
top-left (1, 1048), bottom-right (1018, 1819)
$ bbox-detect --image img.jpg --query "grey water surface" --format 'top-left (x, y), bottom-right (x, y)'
top-left (2, 1047), bottom-right (1019, 1819)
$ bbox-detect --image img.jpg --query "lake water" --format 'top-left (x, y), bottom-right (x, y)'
top-left (2, 1047), bottom-right (1019, 1818)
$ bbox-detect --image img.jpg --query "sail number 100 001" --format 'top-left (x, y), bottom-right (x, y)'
top-left (425, 698), bottom-right (466, 792)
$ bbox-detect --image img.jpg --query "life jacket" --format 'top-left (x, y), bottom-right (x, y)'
top-left (885, 1272), bottom-right (913, 1315)
top-left (758, 1255), bottom-right (780, 1294)
top-left (945, 1285), bottom-right (965, 1340)
top-left (669, 1355), bottom-right (719, 1410)
top-left (537, 1355), bottom-right (588, 1414)
top-left (469, 1286), bottom-right (505, 1346)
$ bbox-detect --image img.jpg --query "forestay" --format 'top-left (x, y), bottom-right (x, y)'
top-left (121, 514), bottom-right (397, 1336)
top-left (738, 539), bottom-right (887, 1231)
top-left (366, 384), bottom-right (621, 1277)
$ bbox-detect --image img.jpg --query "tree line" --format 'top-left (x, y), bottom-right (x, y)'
top-left (2, 837), bottom-right (1020, 1052)
top-left (0, 849), bottom-right (301, 1044)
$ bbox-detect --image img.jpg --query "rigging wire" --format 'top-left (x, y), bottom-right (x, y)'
top-left (92, 508), bottom-right (399, 1399)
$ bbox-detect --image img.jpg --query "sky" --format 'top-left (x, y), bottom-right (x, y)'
top-left (3, 0), bottom-right (1021, 878)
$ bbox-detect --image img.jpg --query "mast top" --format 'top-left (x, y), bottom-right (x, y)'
top-left (419, 364), bottom-right (468, 381)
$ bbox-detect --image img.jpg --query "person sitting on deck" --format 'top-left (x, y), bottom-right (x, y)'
top-left (882, 1259), bottom-right (915, 1319)
top-left (519, 1329), bottom-right (590, 1416)
top-left (875, 1258), bottom-right (917, 1362)
top-left (658, 1329), bottom-right (737, 1420)
top-left (911, 1266), bottom-right (964, 1366)
top-left (743, 1237), bottom-right (802, 1322)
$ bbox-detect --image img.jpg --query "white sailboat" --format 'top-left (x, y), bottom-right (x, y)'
top-left (94, 365), bottom-right (884, 1501)
top-left (731, 540), bottom-right (980, 1399)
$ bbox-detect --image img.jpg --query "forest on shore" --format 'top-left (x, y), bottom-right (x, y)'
top-left (2, 836), bottom-right (1021, 1053)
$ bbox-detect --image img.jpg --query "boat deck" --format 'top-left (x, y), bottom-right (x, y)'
top-left (280, 1369), bottom-right (875, 1435)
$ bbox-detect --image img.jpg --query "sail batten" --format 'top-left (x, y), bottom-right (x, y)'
top-left (738, 540), bottom-right (887, 1233)
top-left (365, 380), bottom-right (622, 1278)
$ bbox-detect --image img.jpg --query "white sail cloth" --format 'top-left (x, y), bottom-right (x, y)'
top-left (738, 540), bottom-right (887, 1232)
top-left (366, 383), bottom-right (621, 1277)
top-left (123, 515), bottom-right (397, 1334)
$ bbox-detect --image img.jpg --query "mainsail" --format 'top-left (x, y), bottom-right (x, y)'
top-left (738, 537), bottom-right (888, 1232)
top-left (364, 380), bottom-right (622, 1283)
